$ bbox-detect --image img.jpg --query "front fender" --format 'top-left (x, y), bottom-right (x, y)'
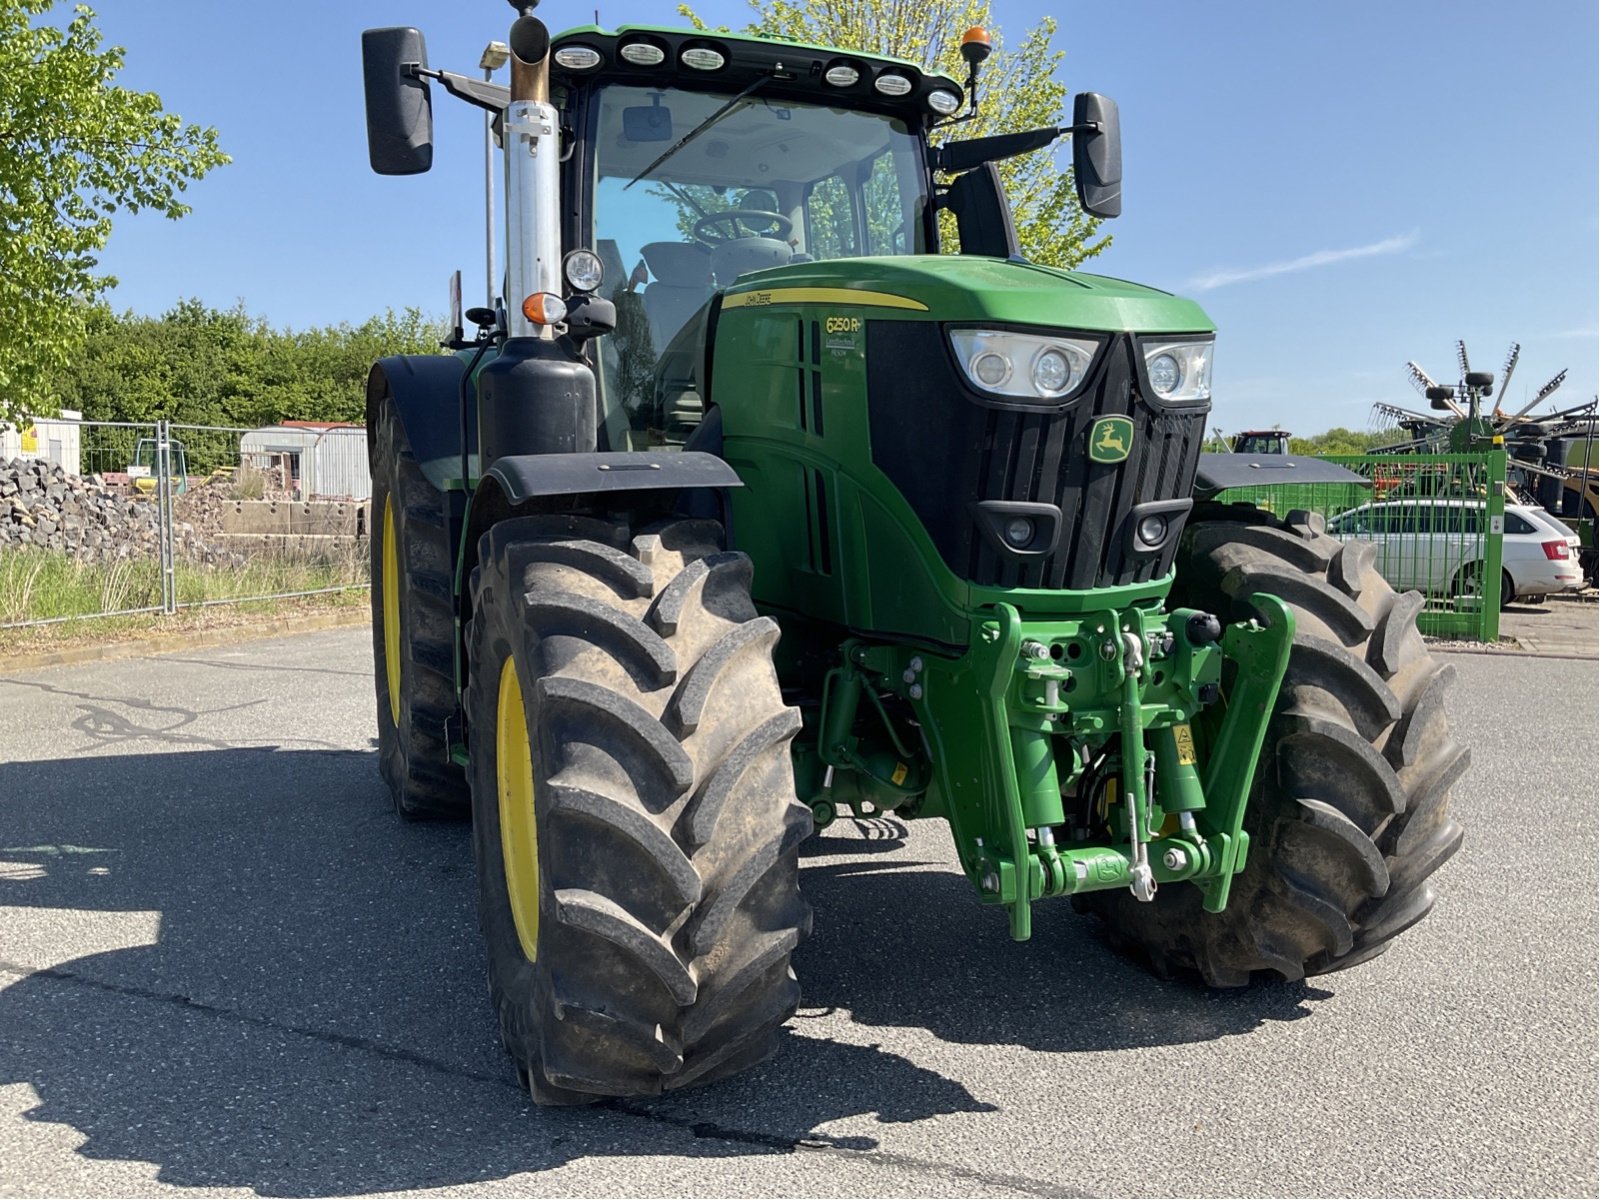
top-left (483, 451), bottom-right (742, 503)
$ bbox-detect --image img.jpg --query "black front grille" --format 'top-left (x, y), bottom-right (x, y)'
top-left (867, 323), bottom-right (1208, 590)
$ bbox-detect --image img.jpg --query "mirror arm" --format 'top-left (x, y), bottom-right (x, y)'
top-left (929, 126), bottom-right (1063, 173)
top-left (410, 65), bottom-right (510, 113)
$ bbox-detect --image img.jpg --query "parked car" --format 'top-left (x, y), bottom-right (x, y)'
top-left (1510, 506), bottom-right (1586, 602)
top-left (1326, 499), bottom-right (1585, 607)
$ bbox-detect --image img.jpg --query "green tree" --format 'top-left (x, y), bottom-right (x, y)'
top-left (54, 300), bottom-right (446, 430)
top-left (0, 1), bottom-right (229, 421)
top-left (1288, 426), bottom-right (1404, 457)
top-left (678, 0), bottom-right (1109, 268)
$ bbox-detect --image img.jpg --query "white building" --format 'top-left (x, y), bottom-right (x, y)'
top-left (0, 411), bottom-right (84, 474)
top-left (239, 422), bottom-right (370, 500)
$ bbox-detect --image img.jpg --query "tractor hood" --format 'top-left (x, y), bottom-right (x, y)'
top-left (719, 255), bottom-right (1215, 335)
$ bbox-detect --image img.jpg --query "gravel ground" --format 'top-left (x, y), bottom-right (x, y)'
top-left (0, 629), bottom-right (1594, 1198)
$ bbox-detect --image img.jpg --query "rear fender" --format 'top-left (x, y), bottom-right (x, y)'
top-left (366, 355), bottom-right (476, 492)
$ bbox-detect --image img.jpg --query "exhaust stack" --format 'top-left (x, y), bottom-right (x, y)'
top-left (503, 13), bottom-right (560, 337)
top-left (509, 14), bottom-right (551, 105)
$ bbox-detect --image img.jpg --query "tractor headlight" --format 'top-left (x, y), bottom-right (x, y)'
top-left (949, 329), bottom-right (1101, 401)
top-left (563, 248), bottom-right (604, 293)
top-left (1139, 337), bottom-right (1214, 403)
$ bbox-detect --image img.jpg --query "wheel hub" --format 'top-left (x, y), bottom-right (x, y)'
top-left (496, 656), bottom-right (540, 961)
top-left (382, 494), bottom-right (401, 724)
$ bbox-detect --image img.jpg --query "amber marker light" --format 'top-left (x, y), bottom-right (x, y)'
top-left (522, 293), bottom-right (567, 325)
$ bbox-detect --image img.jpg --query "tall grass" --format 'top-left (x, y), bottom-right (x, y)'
top-left (0, 546), bottom-right (369, 627)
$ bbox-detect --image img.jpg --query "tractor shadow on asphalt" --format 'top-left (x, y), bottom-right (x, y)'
top-left (0, 746), bottom-right (1324, 1196)
top-left (792, 838), bottom-right (1334, 1054)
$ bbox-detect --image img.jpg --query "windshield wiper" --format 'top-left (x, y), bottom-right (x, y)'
top-left (624, 74), bottom-right (770, 191)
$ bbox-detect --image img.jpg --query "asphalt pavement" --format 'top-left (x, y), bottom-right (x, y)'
top-left (0, 628), bottom-right (1594, 1198)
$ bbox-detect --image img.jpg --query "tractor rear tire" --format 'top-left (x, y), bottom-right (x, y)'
top-left (369, 391), bottom-right (469, 819)
top-left (465, 514), bottom-right (811, 1103)
top-left (1077, 505), bottom-right (1467, 984)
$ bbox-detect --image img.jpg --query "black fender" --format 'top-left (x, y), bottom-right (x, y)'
top-left (366, 355), bottom-right (476, 491)
top-left (483, 449), bottom-right (741, 503)
top-left (464, 449), bottom-right (743, 562)
top-left (1192, 451), bottom-right (1372, 498)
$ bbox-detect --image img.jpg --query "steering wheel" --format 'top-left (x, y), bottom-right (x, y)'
top-left (692, 209), bottom-right (795, 244)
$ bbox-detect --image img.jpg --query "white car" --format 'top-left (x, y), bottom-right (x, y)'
top-left (1325, 499), bottom-right (1585, 607)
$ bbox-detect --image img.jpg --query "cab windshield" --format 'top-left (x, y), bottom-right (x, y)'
top-left (587, 84), bottom-right (931, 449)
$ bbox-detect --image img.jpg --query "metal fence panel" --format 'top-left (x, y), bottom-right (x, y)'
top-left (1214, 451), bottom-right (1507, 641)
top-left (3, 417), bottom-right (372, 629)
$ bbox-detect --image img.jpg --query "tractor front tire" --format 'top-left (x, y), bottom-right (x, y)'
top-left (1078, 506), bottom-right (1467, 984)
top-left (465, 515), bottom-right (811, 1102)
top-left (370, 392), bottom-right (469, 819)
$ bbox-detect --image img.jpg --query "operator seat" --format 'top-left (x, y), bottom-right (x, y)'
top-left (640, 242), bottom-right (712, 354)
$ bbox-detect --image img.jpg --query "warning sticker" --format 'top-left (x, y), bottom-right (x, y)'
top-left (1173, 724), bottom-right (1197, 765)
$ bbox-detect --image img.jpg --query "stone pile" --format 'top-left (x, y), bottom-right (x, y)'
top-left (0, 458), bottom-right (240, 566)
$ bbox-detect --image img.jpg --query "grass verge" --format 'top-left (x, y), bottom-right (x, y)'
top-left (0, 547), bottom-right (370, 660)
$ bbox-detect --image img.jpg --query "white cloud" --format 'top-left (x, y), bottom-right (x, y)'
top-left (1188, 232), bottom-right (1420, 291)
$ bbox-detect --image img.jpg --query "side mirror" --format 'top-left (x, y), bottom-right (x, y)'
top-left (1072, 92), bottom-right (1121, 218)
top-left (362, 27), bottom-right (434, 176)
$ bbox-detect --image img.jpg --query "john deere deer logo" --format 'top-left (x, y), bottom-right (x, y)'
top-left (1089, 416), bottom-right (1134, 464)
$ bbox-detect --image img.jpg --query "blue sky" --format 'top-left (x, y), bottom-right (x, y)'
top-left (78, 0), bottom-right (1598, 433)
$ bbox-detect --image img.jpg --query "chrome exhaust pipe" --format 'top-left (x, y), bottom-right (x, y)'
top-left (503, 13), bottom-right (561, 338)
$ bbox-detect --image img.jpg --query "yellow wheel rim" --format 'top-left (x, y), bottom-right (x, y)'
top-left (382, 494), bottom-right (402, 725)
top-left (496, 656), bottom-right (540, 961)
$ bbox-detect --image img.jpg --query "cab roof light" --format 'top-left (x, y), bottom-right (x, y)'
top-left (680, 45), bottom-right (727, 71)
top-left (618, 40), bottom-right (666, 66)
top-left (552, 45), bottom-right (603, 70)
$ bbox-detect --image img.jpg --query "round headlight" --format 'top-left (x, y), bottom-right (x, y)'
top-left (874, 72), bottom-right (914, 96)
top-left (1005, 517), bottom-right (1035, 547)
top-left (619, 41), bottom-right (666, 66)
top-left (1149, 353), bottom-right (1183, 396)
top-left (553, 45), bottom-right (602, 70)
top-left (927, 89), bottom-right (962, 115)
top-left (824, 63), bottom-right (860, 87)
top-left (1032, 348), bottom-right (1074, 395)
top-left (1137, 513), bottom-right (1169, 547)
top-left (972, 351), bottom-right (1011, 387)
top-left (681, 46), bottom-right (726, 71)
top-left (564, 249), bottom-right (604, 293)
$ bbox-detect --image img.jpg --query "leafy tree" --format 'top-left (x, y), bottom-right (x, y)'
top-left (1288, 426), bottom-right (1405, 457)
top-left (677, 0), bottom-right (1109, 268)
top-left (0, 0), bottom-right (229, 421)
top-left (53, 301), bottom-right (446, 432)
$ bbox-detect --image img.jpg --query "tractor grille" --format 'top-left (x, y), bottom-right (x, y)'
top-left (867, 324), bottom-right (1209, 591)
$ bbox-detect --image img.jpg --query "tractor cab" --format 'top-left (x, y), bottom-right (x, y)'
top-left (1230, 429), bottom-right (1290, 456)
top-left (574, 61), bottom-right (939, 449)
top-left (127, 437), bottom-right (189, 495)
top-left (536, 24), bottom-right (1114, 454)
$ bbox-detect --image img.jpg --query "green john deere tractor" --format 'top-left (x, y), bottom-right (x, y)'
top-left (360, 2), bottom-right (1466, 1103)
